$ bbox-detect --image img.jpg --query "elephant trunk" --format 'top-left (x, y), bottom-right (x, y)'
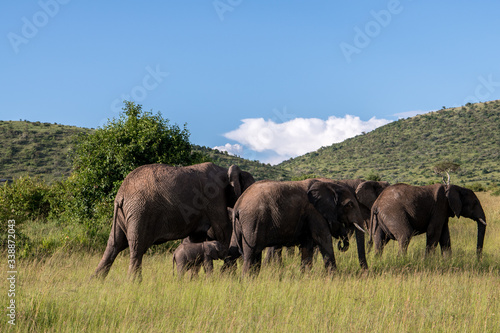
top-left (355, 228), bottom-right (368, 270)
top-left (337, 237), bottom-right (349, 252)
top-left (476, 218), bottom-right (487, 260)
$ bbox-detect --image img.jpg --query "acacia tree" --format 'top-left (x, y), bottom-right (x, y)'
top-left (433, 161), bottom-right (460, 185)
top-left (70, 101), bottom-right (206, 229)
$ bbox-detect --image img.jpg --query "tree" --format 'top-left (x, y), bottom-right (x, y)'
top-left (70, 101), bottom-right (206, 227)
top-left (433, 161), bottom-right (460, 185)
top-left (366, 172), bottom-right (382, 181)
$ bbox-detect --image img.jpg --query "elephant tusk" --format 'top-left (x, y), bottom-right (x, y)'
top-left (478, 218), bottom-right (487, 226)
top-left (354, 223), bottom-right (365, 233)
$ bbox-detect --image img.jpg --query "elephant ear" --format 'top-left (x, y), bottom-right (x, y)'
top-left (227, 165), bottom-right (242, 197)
top-left (355, 181), bottom-right (379, 209)
top-left (307, 182), bottom-right (340, 230)
top-left (446, 185), bottom-right (462, 218)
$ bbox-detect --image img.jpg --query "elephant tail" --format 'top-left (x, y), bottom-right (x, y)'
top-left (368, 208), bottom-right (379, 252)
top-left (233, 210), bottom-right (243, 254)
top-left (112, 198), bottom-right (123, 248)
top-left (172, 254), bottom-right (176, 277)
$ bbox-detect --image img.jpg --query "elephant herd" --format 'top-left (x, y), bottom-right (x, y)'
top-left (92, 162), bottom-right (487, 280)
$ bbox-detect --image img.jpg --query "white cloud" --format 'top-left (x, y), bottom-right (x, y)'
top-left (222, 115), bottom-right (391, 164)
top-left (212, 143), bottom-right (244, 156)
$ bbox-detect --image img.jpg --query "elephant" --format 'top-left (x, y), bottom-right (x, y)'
top-left (370, 183), bottom-right (487, 258)
top-left (92, 162), bottom-right (255, 281)
top-left (173, 240), bottom-right (225, 277)
top-left (227, 179), bottom-right (367, 276)
top-left (263, 178), bottom-right (390, 264)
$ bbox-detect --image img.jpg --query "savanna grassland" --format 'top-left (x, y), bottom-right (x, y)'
top-left (3, 192), bottom-right (499, 332)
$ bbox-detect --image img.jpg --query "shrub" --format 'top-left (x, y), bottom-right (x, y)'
top-left (366, 172), bottom-right (382, 181)
top-left (0, 176), bottom-right (51, 222)
top-left (467, 182), bottom-right (486, 192)
top-left (69, 101), bottom-right (206, 232)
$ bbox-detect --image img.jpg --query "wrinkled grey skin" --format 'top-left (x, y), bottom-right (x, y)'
top-left (92, 162), bottom-right (254, 281)
top-left (226, 179), bottom-right (367, 276)
top-left (173, 240), bottom-right (225, 277)
top-left (371, 183), bottom-right (487, 259)
top-left (264, 179), bottom-right (389, 264)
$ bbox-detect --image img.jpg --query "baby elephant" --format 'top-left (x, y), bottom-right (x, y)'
top-left (172, 240), bottom-right (225, 277)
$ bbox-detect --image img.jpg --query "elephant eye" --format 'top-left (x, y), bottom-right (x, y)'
top-left (342, 199), bottom-right (353, 208)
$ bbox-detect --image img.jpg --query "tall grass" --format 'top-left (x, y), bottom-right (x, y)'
top-left (3, 192), bottom-right (499, 332)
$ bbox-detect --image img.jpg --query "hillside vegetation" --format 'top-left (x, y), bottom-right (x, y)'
top-left (280, 100), bottom-right (500, 187)
top-left (0, 120), bottom-right (89, 182)
top-left (1, 100), bottom-right (499, 187)
top-left (194, 146), bottom-right (291, 181)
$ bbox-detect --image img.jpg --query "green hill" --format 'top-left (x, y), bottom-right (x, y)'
top-left (1, 100), bottom-right (499, 187)
top-left (0, 120), bottom-right (90, 182)
top-left (0, 120), bottom-right (284, 182)
top-left (194, 146), bottom-right (290, 181)
top-left (279, 100), bottom-right (500, 187)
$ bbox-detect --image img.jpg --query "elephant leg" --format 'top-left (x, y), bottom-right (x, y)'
top-left (241, 242), bottom-right (254, 276)
top-left (397, 235), bottom-right (411, 256)
top-left (220, 232), bottom-right (241, 273)
top-left (127, 238), bottom-right (149, 282)
top-left (373, 227), bottom-right (389, 257)
top-left (310, 229), bottom-right (337, 272)
top-left (285, 246), bottom-right (295, 257)
top-left (264, 246), bottom-right (283, 266)
top-left (176, 261), bottom-right (186, 277)
top-left (300, 245), bottom-right (314, 272)
top-left (251, 252), bottom-right (262, 275)
top-left (92, 223), bottom-right (128, 279)
top-left (354, 229), bottom-right (368, 269)
top-left (311, 232), bottom-right (336, 272)
top-left (425, 226), bottom-right (442, 257)
top-left (191, 264), bottom-right (201, 278)
top-left (438, 224), bottom-right (452, 258)
top-left (242, 246), bottom-right (261, 276)
top-left (203, 259), bottom-right (214, 275)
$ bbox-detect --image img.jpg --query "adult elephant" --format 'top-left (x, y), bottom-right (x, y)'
top-left (264, 179), bottom-right (389, 264)
top-left (370, 183), bottom-right (487, 258)
top-left (228, 179), bottom-right (367, 276)
top-left (92, 162), bottom-right (255, 280)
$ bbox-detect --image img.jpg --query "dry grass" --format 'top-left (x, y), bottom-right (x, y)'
top-left (2, 192), bottom-right (499, 332)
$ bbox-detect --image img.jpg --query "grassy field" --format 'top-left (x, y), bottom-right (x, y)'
top-left (3, 193), bottom-right (500, 332)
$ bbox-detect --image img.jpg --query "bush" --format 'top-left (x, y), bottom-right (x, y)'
top-left (0, 176), bottom-right (51, 222)
top-left (69, 101), bottom-right (206, 232)
top-left (366, 172), bottom-right (382, 181)
top-left (467, 182), bottom-right (486, 192)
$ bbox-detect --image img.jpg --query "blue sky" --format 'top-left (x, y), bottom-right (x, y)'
top-left (2, 1), bottom-right (500, 164)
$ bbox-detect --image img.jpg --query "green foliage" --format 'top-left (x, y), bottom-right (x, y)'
top-left (69, 101), bottom-right (205, 232)
top-left (0, 176), bottom-right (52, 222)
top-left (467, 182), bottom-right (487, 192)
top-left (366, 172), bottom-right (382, 181)
top-left (0, 176), bottom-right (54, 254)
top-left (291, 173), bottom-right (318, 181)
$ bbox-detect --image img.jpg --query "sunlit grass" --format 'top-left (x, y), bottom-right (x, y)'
top-left (2, 192), bottom-right (499, 332)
